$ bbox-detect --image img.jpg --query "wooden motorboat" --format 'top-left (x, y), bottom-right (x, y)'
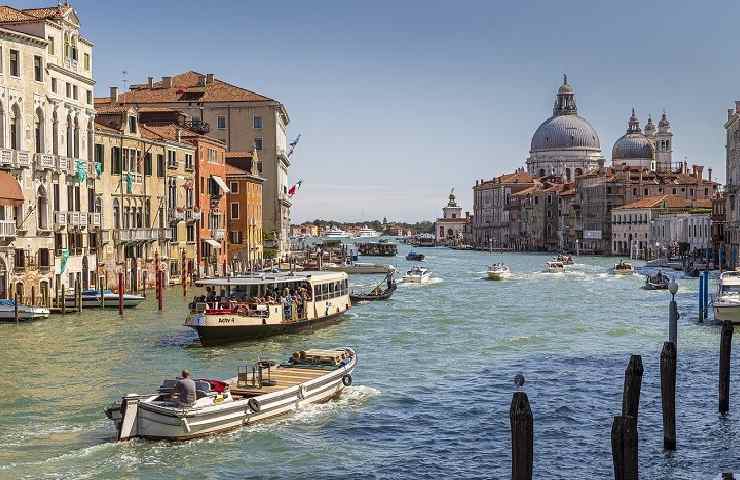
top-left (185, 271), bottom-right (351, 346)
top-left (543, 261), bottom-right (565, 273)
top-left (405, 251), bottom-right (425, 261)
top-left (612, 261), bottom-right (635, 275)
top-left (644, 271), bottom-right (671, 290)
top-left (0, 299), bottom-right (49, 322)
top-left (65, 289), bottom-right (145, 308)
top-left (714, 271), bottom-right (740, 324)
top-left (486, 263), bottom-right (512, 280)
top-left (402, 266), bottom-right (432, 283)
top-left (105, 347), bottom-right (357, 441)
top-left (555, 254), bottom-right (574, 265)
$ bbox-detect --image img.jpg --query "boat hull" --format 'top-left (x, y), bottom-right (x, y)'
top-left (714, 304), bottom-right (740, 324)
top-left (487, 271), bottom-right (511, 280)
top-left (0, 305), bottom-right (50, 322)
top-left (65, 294), bottom-right (145, 308)
top-left (193, 311), bottom-right (347, 346)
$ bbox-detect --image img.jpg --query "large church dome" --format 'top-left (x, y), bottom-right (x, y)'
top-left (612, 109), bottom-right (655, 162)
top-left (530, 75), bottom-right (600, 153)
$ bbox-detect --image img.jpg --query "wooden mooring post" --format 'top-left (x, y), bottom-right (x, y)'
top-left (117, 271), bottom-right (123, 316)
top-left (14, 290), bottom-right (18, 324)
top-left (720, 320), bottom-right (733, 415)
top-left (622, 354), bottom-right (644, 421)
top-left (611, 415), bottom-right (638, 480)
top-left (510, 391), bottom-right (533, 480)
top-left (156, 269), bottom-right (163, 311)
top-left (660, 341), bottom-right (677, 450)
top-left (182, 250), bottom-right (187, 298)
top-left (61, 282), bottom-right (66, 315)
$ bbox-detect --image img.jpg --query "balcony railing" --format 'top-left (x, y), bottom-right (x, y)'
top-left (0, 220), bottom-right (16, 238)
top-left (182, 120), bottom-right (210, 134)
top-left (159, 228), bottom-right (173, 241)
top-left (116, 228), bottom-right (158, 242)
top-left (88, 212), bottom-right (101, 227)
top-left (0, 149), bottom-right (14, 168)
top-left (101, 230), bottom-right (112, 243)
top-left (16, 151), bottom-right (30, 168)
top-left (213, 229), bottom-right (225, 241)
top-left (68, 211), bottom-right (80, 227)
top-left (170, 208), bottom-right (186, 222)
top-left (57, 156), bottom-right (69, 172)
top-left (35, 152), bottom-right (54, 170)
top-left (186, 209), bottom-right (201, 222)
top-left (54, 211), bottom-right (67, 228)
top-left (79, 212), bottom-right (87, 228)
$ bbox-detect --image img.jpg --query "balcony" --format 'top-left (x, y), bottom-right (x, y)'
top-left (0, 220), bottom-right (16, 238)
top-left (101, 230), bottom-right (112, 244)
top-left (70, 158), bottom-right (83, 176)
top-left (186, 209), bottom-right (201, 222)
top-left (57, 156), bottom-right (69, 172)
top-left (88, 212), bottom-right (101, 227)
top-left (0, 149), bottom-right (14, 168)
top-left (78, 212), bottom-right (88, 228)
top-left (64, 58), bottom-right (78, 72)
top-left (16, 151), bottom-right (30, 168)
top-left (182, 120), bottom-right (210, 134)
top-left (213, 229), bottom-right (225, 241)
top-left (167, 159), bottom-right (179, 170)
top-left (170, 208), bottom-right (186, 222)
top-left (159, 228), bottom-right (173, 241)
top-left (35, 152), bottom-right (54, 170)
top-left (54, 211), bottom-right (67, 228)
top-left (116, 228), bottom-right (158, 243)
top-left (68, 211), bottom-right (80, 227)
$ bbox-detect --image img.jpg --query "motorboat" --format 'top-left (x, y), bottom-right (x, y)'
top-left (644, 271), bottom-right (671, 290)
top-left (0, 299), bottom-right (49, 322)
top-left (324, 226), bottom-right (350, 239)
top-left (402, 266), bottom-right (432, 283)
top-left (486, 263), bottom-right (512, 280)
top-left (555, 254), bottom-right (574, 265)
top-left (714, 271), bottom-right (740, 324)
top-left (543, 261), bottom-right (565, 273)
top-left (65, 288), bottom-right (145, 308)
top-left (355, 225), bottom-right (380, 238)
top-left (612, 261), bottom-right (635, 275)
top-left (105, 347), bottom-right (357, 441)
top-left (406, 251), bottom-right (425, 261)
top-left (185, 271), bottom-right (351, 346)
top-left (323, 260), bottom-right (395, 274)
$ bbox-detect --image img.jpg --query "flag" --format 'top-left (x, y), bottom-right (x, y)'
top-left (75, 159), bottom-right (87, 183)
top-left (288, 179), bottom-right (303, 197)
top-left (60, 248), bottom-right (69, 273)
top-left (287, 134), bottom-right (301, 158)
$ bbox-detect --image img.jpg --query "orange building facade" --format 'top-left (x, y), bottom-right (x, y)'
top-left (225, 152), bottom-right (264, 270)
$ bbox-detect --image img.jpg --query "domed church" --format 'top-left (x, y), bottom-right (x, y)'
top-left (527, 75), bottom-right (604, 181)
top-left (612, 109), bottom-right (673, 172)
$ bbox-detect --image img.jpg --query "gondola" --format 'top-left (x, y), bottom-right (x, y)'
top-left (644, 271), bottom-right (671, 290)
top-left (350, 273), bottom-right (397, 302)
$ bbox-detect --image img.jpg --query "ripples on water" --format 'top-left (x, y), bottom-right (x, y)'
top-left (0, 247), bottom-right (738, 479)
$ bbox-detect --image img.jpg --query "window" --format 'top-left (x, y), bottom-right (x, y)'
top-left (33, 56), bottom-right (43, 81)
top-left (184, 153), bottom-right (193, 170)
top-left (94, 143), bottom-right (104, 172)
top-left (230, 181), bottom-right (239, 194)
top-left (83, 53), bottom-right (90, 71)
top-left (9, 49), bottom-right (19, 77)
top-left (51, 77), bottom-right (57, 93)
top-left (111, 147), bottom-right (121, 174)
top-left (229, 231), bottom-right (242, 244)
top-left (207, 149), bottom-right (216, 163)
top-left (72, 85), bottom-right (78, 100)
top-left (187, 225), bottom-right (195, 242)
top-left (230, 202), bottom-right (239, 220)
top-left (157, 154), bottom-right (165, 177)
top-left (65, 82), bottom-right (71, 98)
top-left (86, 90), bottom-right (92, 105)
top-left (253, 116), bottom-right (263, 129)
top-left (255, 137), bottom-right (263, 151)
top-left (128, 115), bottom-right (137, 133)
top-left (217, 115), bottom-right (226, 129)
top-left (167, 150), bottom-right (177, 168)
top-left (48, 36), bottom-right (55, 55)
top-left (144, 153), bottom-right (152, 176)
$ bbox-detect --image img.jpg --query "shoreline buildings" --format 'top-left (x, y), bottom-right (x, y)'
top-left (434, 189), bottom-right (468, 245)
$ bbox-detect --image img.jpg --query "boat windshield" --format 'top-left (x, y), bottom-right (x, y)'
top-left (720, 285), bottom-right (740, 296)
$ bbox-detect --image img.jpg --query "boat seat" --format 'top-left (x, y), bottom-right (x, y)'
top-left (159, 379), bottom-right (178, 394)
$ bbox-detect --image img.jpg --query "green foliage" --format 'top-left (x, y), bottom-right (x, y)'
top-left (301, 218), bottom-right (434, 234)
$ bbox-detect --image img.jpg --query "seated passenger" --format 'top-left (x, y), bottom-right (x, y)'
top-left (173, 369), bottom-right (197, 408)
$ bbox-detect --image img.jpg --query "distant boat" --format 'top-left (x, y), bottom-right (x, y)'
top-left (355, 225), bottom-right (380, 238)
top-left (324, 225), bottom-right (350, 239)
top-left (714, 271), bottom-right (740, 323)
top-left (65, 289), bottom-right (145, 308)
top-left (543, 261), bottom-right (565, 273)
top-left (487, 263), bottom-right (512, 280)
top-left (403, 266), bottom-right (432, 283)
top-left (324, 261), bottom-right (395, 274)
top-left (0, 299), bottom-right (49, 322)
top-left (644, 271), bottom-right (670, 290)
top-left (555, 254), bottom-right (574, 265)
top-left (612, 261), bottom-right (635, 275)
top-left (406, 251), bottom-right (425, 261)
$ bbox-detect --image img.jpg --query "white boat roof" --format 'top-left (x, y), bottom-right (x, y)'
top-left (720, 271), bottom-right (740, 286)
top-left (195, 271), bottom-right (347, 287)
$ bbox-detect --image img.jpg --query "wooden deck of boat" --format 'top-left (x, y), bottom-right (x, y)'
top-left (228, 366), bottom-right (332, 396)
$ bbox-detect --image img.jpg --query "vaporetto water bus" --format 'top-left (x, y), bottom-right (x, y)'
top-left (185, 271), bottom-right (351, 345)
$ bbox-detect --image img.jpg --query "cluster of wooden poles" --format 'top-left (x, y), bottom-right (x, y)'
top-left (509, 313), bottom-right (737, 479)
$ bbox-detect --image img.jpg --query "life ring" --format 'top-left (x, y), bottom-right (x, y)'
top-left (248, 398), bottom-right (260, 413)
top-left (342, 374), bottom-right (352, 386)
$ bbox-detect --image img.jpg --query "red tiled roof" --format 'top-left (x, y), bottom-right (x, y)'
top-left (0, 170), bottom-right (23, 205)
top-left (225, 151), bottom-right (253, 158)
top-left (225, 164), bottom-right (248, 176)
top-left (616, 195), bottom-right (692, 210)
top-left (0, 4), bottom-right (69, 24)
top-left (110, 71), bottom-right (276, 105)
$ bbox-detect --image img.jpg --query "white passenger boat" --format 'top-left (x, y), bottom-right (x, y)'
top-left (324, 226), bottom-right (350, 239)
top-left (402, 266), bottom-right (432, 283)
top-left (185, 271), bottom-right (350, 346)
top-left (0, 299), bottom-right (49, 322)
top-left (355, 225), bottom-right (380, 238)
top-left (714, 271), bottom-right (740, 324)
top-left (487, 263), bottom-right (512, 280)
top-left (543, 261), bottom-right (565, 273)
top-left (105, 347), bottom-right (357, 441)
top-left (65, 289), bottom-right (145, 308)
top-left (612, 261), bottom-right (635, 275)
top-left (555, 254), bottom-right (574, 265)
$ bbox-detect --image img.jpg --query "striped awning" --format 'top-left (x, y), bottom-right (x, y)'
top-left (204, 239), bottom-right (221, 249)
top-left (0, 171), bottom-right (23, 206)
top-left (211, 175), bottom-right (231, 193)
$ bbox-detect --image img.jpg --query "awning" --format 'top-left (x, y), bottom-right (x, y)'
top-left (205, 239), bottom-right (221, 249)
top-left (0, 171), bottom-right (23, 206)
top-left (211, 175), bottom-right (231, 193)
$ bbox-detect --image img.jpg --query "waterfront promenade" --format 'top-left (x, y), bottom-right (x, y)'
top-left (0, 245), bottom-right (737, 478)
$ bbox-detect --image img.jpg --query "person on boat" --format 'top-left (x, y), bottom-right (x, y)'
top-left (206, 287), bottom-right (216, 303)
top-left (173, 370), bottom-right (196, 408)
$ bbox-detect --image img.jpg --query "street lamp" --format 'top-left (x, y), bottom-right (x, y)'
top-left (668, 279), bottom-right (678, 301)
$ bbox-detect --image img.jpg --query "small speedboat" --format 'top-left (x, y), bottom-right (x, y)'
top-left (66, 289), bottom-right (145, 308)
top-left (105, 347), bottom-right (357, 441)
top-left (644, 271), bottom-right (670, 290)
top-left (0, 299), bottom-right (49, 322)
top-left (487, 263), bottom-right (512, 280)
top-left (403, 266), bottom-right (432, 283)
top-left (543, 261), bottom-right (565, 273)
top-left (714, 272), bottom-right (740, 324)
top-left (612, 261), bottom-right (635, 275)
top-left (406, 251), bottom-right (425, 261)
top-left (555, 254), bottom-right (574, 265)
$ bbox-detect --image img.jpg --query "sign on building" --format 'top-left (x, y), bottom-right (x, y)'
top-left (584, 230), bottom-right (602, 240)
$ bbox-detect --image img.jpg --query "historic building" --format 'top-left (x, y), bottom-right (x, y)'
top-left (472, 170), bottom-right (534, 247)
top-left (434, 189), bottom-right (467, 245)
top-left (96, 71), bottom-right (292, 257)
top-left (225, 151), bottom-right (264, 269)
top-left (612, 109), bottom-right (673, 172)
top-left (527, 76), bottom-right (604, 181)
top-left (0, 3), bottom-right (95, 303)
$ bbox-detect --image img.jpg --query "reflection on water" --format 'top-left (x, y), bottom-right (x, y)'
top-left (0, 247), bottom-right (738, 478)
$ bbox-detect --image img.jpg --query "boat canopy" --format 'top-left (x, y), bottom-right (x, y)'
top-left (195, 271), bottom-right (347, 287)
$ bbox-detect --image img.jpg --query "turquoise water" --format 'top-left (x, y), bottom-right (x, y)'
top-left (0, 246), bottom-right (736, 479)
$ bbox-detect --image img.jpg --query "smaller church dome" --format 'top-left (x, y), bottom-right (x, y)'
top-left (612, 110), bottom-right (655, 162)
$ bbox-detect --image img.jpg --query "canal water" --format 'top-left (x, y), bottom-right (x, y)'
top-left (0, 245), bottom-right (736, 479)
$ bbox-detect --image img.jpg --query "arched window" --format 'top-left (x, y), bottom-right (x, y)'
top-left (52, 111), bottom-right (58, 155)
top-left (86, 121), bottom-right (93, 162)
top-left (37, 186), bottom-right (48, 230)
top-left (34, 108), bottom-right (44, 153)
top-left (0, 259), bottom-right (7, 299)
top-left (0, 102), bottom-right (6, 148)
top-left (66, 114), bottom-right (73, 157)
top-left (565, 168), bottom-right (571, 181)
top-left (575, 168), bottom-right (583, 177)
top-left (73, 117), bottom-right (80, 158)
top-left (9, 104), bottom-right (21, 150)
top-left (113, 198), bottom-right (120, 230)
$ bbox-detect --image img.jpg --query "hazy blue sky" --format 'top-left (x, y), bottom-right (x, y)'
top-left (19, 0), bottom-right (740, 222)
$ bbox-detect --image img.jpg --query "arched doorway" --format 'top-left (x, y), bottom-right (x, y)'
top-left (15, 282), bottom-right (23, 302)
top-left (0, 259), bottom-right (7, 299)
top-left (40, 281), bottom-right (49, 307)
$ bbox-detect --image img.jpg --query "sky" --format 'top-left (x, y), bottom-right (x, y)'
top-left (16, 0), bottom-right (740, 222)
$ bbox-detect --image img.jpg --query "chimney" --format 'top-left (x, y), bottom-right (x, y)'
top-left (176, 128), bottom-right (182, 143)
top-left (695, 165), bottom-right (704, 181)
top-left (110, 86), bottom-right (118, 102)
top-left (206, 73), bottom-right (215, 84)
top-left (162, 76), bottom-right (172, 88)
top-left (709, 167), bottom-right (712, 183)
top-left (147, 76), bottom-right (153, 88)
